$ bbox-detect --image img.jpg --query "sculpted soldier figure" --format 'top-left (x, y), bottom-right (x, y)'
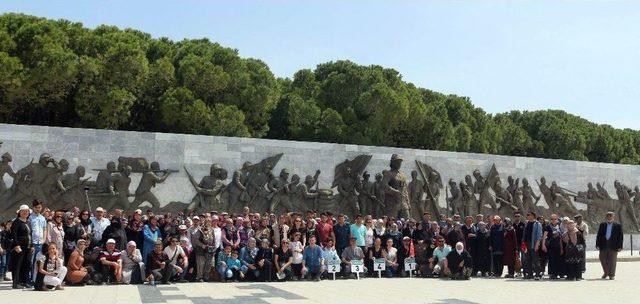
top-left (506, 176), bottom-right (520, 200)
top-left (227, 161), bottom-right (251, 214)
top-left (268, 168), bottom-right (292, 213)
top-left (2, 153), bottom-right (60, 211)
top-left (446, 179), bottom-right (463, 216)
top-left (337, 166), bottom-right (360, 217)
top-left (94, 161), bottom-right (117, 195)
top-left (520, 178), bottom-right (541, 214)
top-left (244, 164), bottom-right (272, 212)
top-left (473, 169), bottom-right (497, 214)
top-left (358, 171), bottom-right (376, 216)
top-left (614, 180), bottom-right (640, 232)
top-left (43, 158), bottom-right (69, 204)
top-left (493, 180), bottom-right (516, 213)
top-left (538, 176), bottom-right (554, 214)
top-left (550, 181), bottom-right (578, 217)
top-left (408, 170), bottom-right (425, 219)
top-left (373, 172), bottom-right (385, 218)
top-left (596, 182), bottom-right (611, 199)
top-left (382, 154), bottom-right (410, 219)
top-left (460, 180), bottom-right (474, 217)
top-left (131, 161), bottom-right (173, 212)
top-left (52, 165), bottom-right (89, 210)
top-left (0, 152), bottom-right (16, 194)
top-left (108, 165), bottom-right (133, 211)
top-left (186, 164), bottom-right (226, 213)
top-left (294, 174), bottom-right (320, 212)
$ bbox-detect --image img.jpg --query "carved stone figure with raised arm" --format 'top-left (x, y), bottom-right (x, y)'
top-left (131, 161), bottom-right (173, 212)
top-left (51, 165), bottom-right (90, 210)
top-left (537, 176), bottom-right (554, 215)
top-left (550, 181), bottom-right (578, 217)
top-left (472, 169), bottom-right (497, 215)
top-left (294, 173), bottom-right (320, 212)
top-left (333, 155), bottom-right (371, 217)
top-left (2, 153), bottom-right (60, 212)
top-left (185, 164), bottom-right (226, 213)
top-left (241, 154), bottom-right (282, 213)
top-left (268, 168), bottom-right (292, 214)
top-left (614, 180), bottom-right (640, 232)
top-left (408, 170), bottom-right (425, 219)
top-left (94, 161), bottom-right (117, 195)
top-left (520, 178), bottom-right (541, 215)
top-left (0, 152), bottom-right (16, 195)
top-left (383, 154), bottom-right (410, 219)
top-left (493, 179), bottom-right (517, 214)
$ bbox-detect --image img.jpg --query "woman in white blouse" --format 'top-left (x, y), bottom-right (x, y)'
top-left (382, 238), bottom-right (398, 278)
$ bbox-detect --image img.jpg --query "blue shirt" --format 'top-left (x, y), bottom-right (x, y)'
top-left (350, 224), bottom-right (366, 247)
top-left (303, 245), bottom-right (324, 268)
top-left (28, 213), bottom-right (46, 245)
top-left (605, 222), bottom-right (613, 240)
top-left (334, 223), bottom-right (351, 249)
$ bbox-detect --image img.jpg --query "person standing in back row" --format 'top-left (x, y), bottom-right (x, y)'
top-left (596, 212), bottom-right (623, 280)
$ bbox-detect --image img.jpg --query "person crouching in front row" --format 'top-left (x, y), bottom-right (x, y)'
top-left (34, 242), bottom-right (67, 291)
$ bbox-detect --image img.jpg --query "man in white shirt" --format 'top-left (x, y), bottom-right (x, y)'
top-left (212, 216), bottom-right (223, 252)
top-left (90, 207), bottom-right (111, 247)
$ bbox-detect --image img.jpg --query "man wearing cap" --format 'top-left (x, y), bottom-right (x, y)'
top-left (91, 207), bottom-right (111, 247)
top-left (596, 211), bottom-right (623, 279)
top-left (100, 238), bottom-right (123, 284)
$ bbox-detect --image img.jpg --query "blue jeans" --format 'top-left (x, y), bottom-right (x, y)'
top-left (31, 244), bottom-right (43, 282)
top-left (0, 252), bottom-right (8, 278)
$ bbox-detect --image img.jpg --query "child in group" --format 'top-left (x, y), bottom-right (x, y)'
top-left (225, 251), bottom-right (243, 282)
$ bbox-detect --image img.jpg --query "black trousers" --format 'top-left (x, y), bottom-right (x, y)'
top-left (565, 262), bottom-right (582, 279)
top-left (492, 253), bottom-right (503, 276)
top-left (11, 247), bottom-right (32, 286)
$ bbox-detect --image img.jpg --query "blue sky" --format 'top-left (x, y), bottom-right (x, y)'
top-left (1, 1), bottom-right (638, 129)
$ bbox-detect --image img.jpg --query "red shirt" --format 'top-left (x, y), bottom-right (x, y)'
top-left (100, 250), bottom-right (122, 263)
top-left (317, 220), bottom-right (334, 247)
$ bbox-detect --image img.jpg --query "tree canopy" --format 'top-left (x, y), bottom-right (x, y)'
top-left (1, 13), bottom-right (639, 165)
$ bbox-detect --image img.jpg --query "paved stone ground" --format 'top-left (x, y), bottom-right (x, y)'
top-left (0, 261), bottom-right (636, 304)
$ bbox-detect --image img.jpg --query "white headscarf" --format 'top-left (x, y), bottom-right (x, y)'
top-left (455, 242), bottom-right (464, 255)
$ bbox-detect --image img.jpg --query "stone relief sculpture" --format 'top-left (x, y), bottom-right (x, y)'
top-left (333, 154), bottom-right (371, 217)
top-left (240, 153), bottom-right (283, 213)
top-left (185, 164), bottom-right (227, 214)
top-left (415, 160), bottom-right (443, 219)
top-left (383, 154), bottom-right (410, 219)
top-left (1, 140), bottom-right (639, 232)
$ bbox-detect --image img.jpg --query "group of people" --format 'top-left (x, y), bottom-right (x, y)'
top-left (0, 199), bottom-right (625, 291)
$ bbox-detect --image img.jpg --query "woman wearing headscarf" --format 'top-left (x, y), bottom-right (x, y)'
top-left (502, 218), bottom-right (518, 278)
top-left (66, 239), bottom-right (91, 285)
top-left (471, 221), bottom-right (491, 277)
top-left (445, 242), bottom-right (473, 280)
top-left (384, 223), bottom-right (403, 250)
top-left (542, 214), bottom-right (564, 279)
top-left (562, 220), bottom-right (585, 280)
top-left (126, 210), bottom-right (145, 250)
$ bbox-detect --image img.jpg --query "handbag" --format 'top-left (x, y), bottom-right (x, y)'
top-left (514, 254), bottom-right (522, 272)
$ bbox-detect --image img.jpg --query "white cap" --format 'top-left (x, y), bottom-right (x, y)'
top-left (16, 204), bottom-right (31, 214)
top-left (178, 225), bottom-right (187, 230)
top-left (106, 238), bottom-right (116, 244)
top-left (127, 241), bottom-right (137, 247)
top-left (212, 215), bottom-right (219, 221)
top-left (95, 207), bottom-right (105, 212)
top-left (134, 209), bottom-right (142, 214)
top-left (192, 216), bottom-right (200, 220)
